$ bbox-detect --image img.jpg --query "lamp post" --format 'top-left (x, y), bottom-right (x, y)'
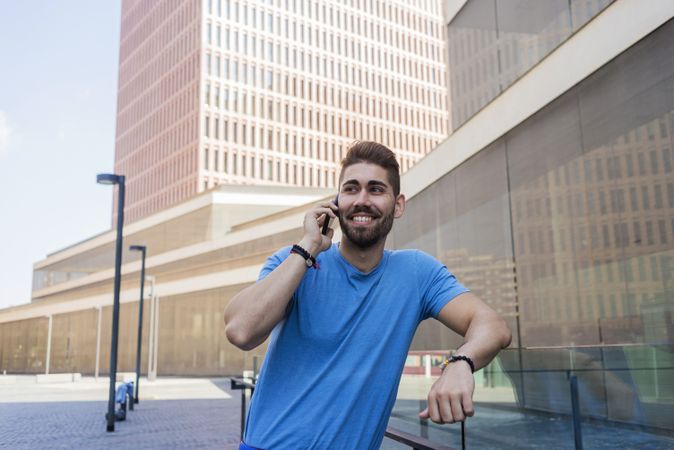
top-left (129, 245), bottom-right (147, 405)
top-left (97, 173), bottom-right (125, 432)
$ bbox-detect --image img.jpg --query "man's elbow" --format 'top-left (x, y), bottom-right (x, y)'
top-left (225, 322), bottom-right (260, 351)
top-left (498, 316), bottom-right (512, 349)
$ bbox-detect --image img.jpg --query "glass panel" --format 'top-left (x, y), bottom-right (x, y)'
top-left (570, 0), bottom-right (614, 32)
top-left (447, 0), bottom-right (500, 130)
top-left (577, 18), bottom-right (674, 348)
top-left (496, 0), bottom-right (572, 88)
top-left (507, 89), bottom-right (590, 346)
top-left (392, 140), bottom-right (517, 351)
top-left (447, 0), bottom-right (615, 130)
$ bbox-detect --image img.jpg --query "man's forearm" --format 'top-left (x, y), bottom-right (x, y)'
top-left (453, 311), bottom-right (511, 371)
top-left (224, 239), bottom-right (318, 350)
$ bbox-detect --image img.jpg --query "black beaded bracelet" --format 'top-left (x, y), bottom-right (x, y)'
top-left (440, 354), bottom-right (475, 373)
top-left (290, 244), bottom-right (319, 269)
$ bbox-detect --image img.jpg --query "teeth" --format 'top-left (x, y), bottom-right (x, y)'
top-left (353, 216), bottom-right (372, 223)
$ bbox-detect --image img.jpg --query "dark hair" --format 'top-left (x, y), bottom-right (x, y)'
top-left (339, 141), bottom-right (400, 196)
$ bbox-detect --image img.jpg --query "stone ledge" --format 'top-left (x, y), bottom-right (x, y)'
top-left (0, 375), bottom-right (16, 385)
top-left (35, 373), bottom-right (81, 383)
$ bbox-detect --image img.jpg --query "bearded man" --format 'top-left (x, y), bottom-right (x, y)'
top-left (224, 141), bottom-right (511, 450)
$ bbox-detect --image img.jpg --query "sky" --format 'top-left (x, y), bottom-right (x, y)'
top-left (0, 1), bottom-right (121, 308)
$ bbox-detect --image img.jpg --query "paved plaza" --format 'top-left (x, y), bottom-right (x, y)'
top-left (0, 376), bottom-right (242, 449)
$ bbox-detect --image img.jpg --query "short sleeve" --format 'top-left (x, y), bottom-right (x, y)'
top-left (258, 246), bottom-right (293, 281)
top-left (416, 251), bottom-right (469, 320)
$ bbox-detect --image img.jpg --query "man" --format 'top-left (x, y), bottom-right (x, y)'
top-left (224, 141), bottom-right (511, 449)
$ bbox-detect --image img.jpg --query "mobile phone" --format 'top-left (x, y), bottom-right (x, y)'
top-left (321, 195), bottom-right (339, 235)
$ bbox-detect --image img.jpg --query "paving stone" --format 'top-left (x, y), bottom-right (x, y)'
top-left (0, 379), bottom-right (243, 450)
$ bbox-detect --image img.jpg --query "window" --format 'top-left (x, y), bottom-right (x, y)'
top-left (654, 184), bottom-right (663, 209)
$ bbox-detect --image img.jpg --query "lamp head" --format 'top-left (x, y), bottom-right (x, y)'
top-left (96, 173), bottom-right (120, 185)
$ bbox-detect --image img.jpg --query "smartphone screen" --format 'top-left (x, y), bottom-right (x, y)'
top-left (321, 195), bottom-right (339, 235)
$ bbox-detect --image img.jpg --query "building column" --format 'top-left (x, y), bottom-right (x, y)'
top-left (94, 306), bottom-right (102, 381)
top-left (45, 315), bottom-right (53, 375)
top-left (146, 277), bottom-right (159, 382)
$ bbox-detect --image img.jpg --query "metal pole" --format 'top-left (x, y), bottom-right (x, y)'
top-left (148, 297), bottom-right (155, 381)
top-left (241, 389), bottom-right (246, 440)
top-left (106, 177), bottom-right (125, 432)
top-left (134, 248), bottom-right (146, 404)
top-left (146, 276), bottom-right (156, 382)
top-left (95, 306), bottom-right (102, 381)
top-left (570, 374), bottom-right (584, 450)
top-left (151, 295), bottom-right (160, 379)
top-left (418, 400), bottom-right (428, 439)
top-left (45, 315), bottom-right (52, 375)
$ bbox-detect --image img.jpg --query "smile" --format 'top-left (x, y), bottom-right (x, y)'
top-left (351, 215), bottom-right (373, 223)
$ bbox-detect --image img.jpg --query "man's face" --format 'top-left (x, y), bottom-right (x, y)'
top-left (337, 162), bottom-right (405, 249)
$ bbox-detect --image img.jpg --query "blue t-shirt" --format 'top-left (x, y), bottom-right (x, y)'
top-left (243, 243), bottom-right (468, 450)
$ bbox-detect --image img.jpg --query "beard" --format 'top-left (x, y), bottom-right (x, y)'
top-left (338, 205), bottom-right (395, 249)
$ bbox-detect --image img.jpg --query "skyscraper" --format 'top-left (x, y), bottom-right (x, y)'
top-left (114, 0), bottom-right (449, 224)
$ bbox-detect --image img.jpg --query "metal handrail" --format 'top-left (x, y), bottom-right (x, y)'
top-left (385, 427), bottom-right (457, 450)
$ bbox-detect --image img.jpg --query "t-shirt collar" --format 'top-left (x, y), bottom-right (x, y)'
top-left (332, 242), bottom-right (390, 277)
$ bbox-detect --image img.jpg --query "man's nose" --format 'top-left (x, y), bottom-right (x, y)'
top-left (353, 190), bottom-right (371, 206)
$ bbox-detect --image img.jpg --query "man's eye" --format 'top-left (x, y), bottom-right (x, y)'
top-left (371, 187), bottom-right (384, 193)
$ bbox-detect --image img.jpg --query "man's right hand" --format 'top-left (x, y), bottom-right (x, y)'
top-left (298, 201), bottom-right (338, 256)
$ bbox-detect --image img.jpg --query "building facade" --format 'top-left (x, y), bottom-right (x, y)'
top-left (390, 0), bottom-right (674, 433)
top-left (114, 0), bottom-right (449, 224)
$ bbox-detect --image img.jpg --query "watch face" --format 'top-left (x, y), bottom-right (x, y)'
top-left (306, 258), bottom-right (312, 267)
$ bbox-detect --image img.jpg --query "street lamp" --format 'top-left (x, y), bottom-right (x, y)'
top-left (129, 245), bottom-right (147, 406)
top-left (97, 173), bottom-right (125, 432)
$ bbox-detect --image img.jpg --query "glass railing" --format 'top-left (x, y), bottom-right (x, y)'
top-left (384, 345), bottom-right (674, 449)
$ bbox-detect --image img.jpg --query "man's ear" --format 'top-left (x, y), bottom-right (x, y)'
top-left (394, 194), bottom-right (406, 218)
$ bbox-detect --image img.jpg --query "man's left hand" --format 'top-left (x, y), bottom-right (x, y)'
top-left (419, 361), bottom-right (475, 424)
